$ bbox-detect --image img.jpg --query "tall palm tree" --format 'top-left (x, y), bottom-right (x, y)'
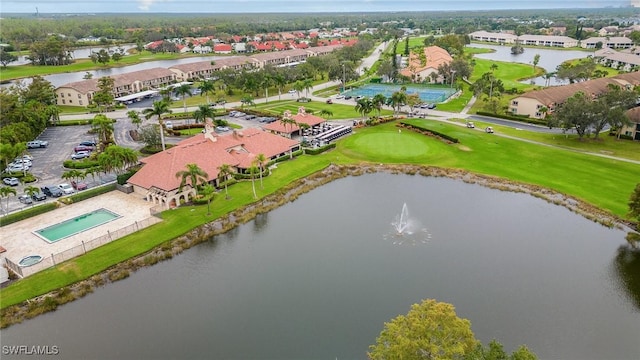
top-left (318, 109), bottom-right (333, 119)
top-left (293, 80), bottom-right (305, 98)
top-left (198, 79), bottom-right (215, 105)
top-left (193, 104), bottom-right (215, 125)
top-left (84, 166), bottom-right (100, 185)
top-left (279, 116), bottom-right (297, 136)
top-left (217, 163), bottom-right (233, 200)
top-left (24, 185), bottom-right (40, 199)
top-left (0, 186), bottom-right (17, 214)
top-left (248, 165), bottom-right (258, 199)
top-left (175, 163), bottom-right (209, 194)
top-left (201, 184), bottom-right (214, 216)
top-left (273, 73), bottom-right (286, 101)
top-left (390, 91), bottom-right (407, 115)
top-left (262, 73), bottom-right (273, 103)
top-left (254, 153), bottom-right (267, 189)
top-left (174, 83), bottom-right (193, 115)
top-left (143, 100), bottom-right (172, 151)
top-left (62, 169), bottom-right (84, 191)
top-left (302, 78), bottom-right (314, 97)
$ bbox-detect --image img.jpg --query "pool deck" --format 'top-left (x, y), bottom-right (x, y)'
top-left (0, 190), bottom-right (159, 275)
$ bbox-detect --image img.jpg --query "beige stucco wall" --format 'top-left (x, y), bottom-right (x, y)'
top-left (510, 97), bottom-right (547, 118)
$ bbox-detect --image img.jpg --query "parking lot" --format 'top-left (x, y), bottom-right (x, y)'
top-left (2, 125), bottom-right (115, 214)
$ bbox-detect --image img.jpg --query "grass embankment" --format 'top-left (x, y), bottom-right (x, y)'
top-left (2, 118), bottom-right (639, 310)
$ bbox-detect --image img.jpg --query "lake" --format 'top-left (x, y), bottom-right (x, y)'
top-left (1, 174), bottom-right (638, 359)
top-left (467, 43), bottom-right (593, 86)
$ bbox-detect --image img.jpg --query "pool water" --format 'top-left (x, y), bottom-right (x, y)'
top-left (34, 208), bottom-right (121, 243)
top-left (343, 84), bottom-right (456, 103)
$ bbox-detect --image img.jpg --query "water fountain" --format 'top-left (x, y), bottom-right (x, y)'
top-left (387, 203), bottom-right (431, 245)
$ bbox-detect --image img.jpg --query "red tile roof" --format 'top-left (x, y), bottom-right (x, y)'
top-left (214, 44), bottom-right (233, 52)
top-left (128, 129), bottom-right (298, 191)
top-left (262, 108), bottom-right (325, 134)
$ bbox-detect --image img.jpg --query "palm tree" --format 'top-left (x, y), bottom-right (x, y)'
top-left (176, 163), bottom-right (209, 195)
top-left (84, 166), bottom-right (100, 185)
top-left (302, 78), bottom-right (314, 97)
top-left (62, 169), bottom-right (84, 191)
top-left (279, 116), bottom-right (297, 136)
top-left (241, 95), bottom-right (255, 108)
top-left (273, 73), bottom-right (286, 101)
top-left (0, 186), bottom-right (17, 214)
top-left (262, 73), bottom-right (273, 103)
top-left (24, 185), bottom-right (40, 199)
top-left (355, 97), bottom-right (374, 120)
top-left (390, 91), bottom-right (407, 115)
top-left (98, 146), bottom-right (138, 176)
top-left (248, 165), bottom-right (258, 199)
top-left (254, 153), bottom-right (267, 189)
top-left (293, 80), bottom-right (305, 98)
top-left (193, 104), bottom-right (215, 125)
top-left (201, 184), bottom-right (214, 216)
top-left (143, 100), bottom-right (172, 151)
top-left (318, 109), bottom-right (333, 119)
top-left (127, 110), bottom-right (142, 130)
top-left (198, 79), bottom-right (215, 105)
top-left (372, 94), bottom-right (386, 117)
top-left (217, 163), bottom-right (233, 200)
top-left (91, 113), bottom-right (115, 148)
top-left (174, 83), bottom-right (193, 115)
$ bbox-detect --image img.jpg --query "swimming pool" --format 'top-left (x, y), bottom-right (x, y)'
top-left (18, 255), bottom-right (43, 267)
top-left (343, 84), bottom-right (456, 103)
top-left (34, 208), bottom-right (122, 243)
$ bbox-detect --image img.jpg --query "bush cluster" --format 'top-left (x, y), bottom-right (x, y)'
top-left (305, 143), bottom-right (336, 155)
top-left (0, 202), bottom-right (58, 227)
top-left (63, 160), bottom-right (99, 169)
top-left (399, 122), bottom-right (459, 143)
top-left (64, 183), bottom-right (117, 204)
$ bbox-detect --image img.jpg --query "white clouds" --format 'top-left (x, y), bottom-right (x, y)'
top-left (137, 0), bottom-right (170, 11)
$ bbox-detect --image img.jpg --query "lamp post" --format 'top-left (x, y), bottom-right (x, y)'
top-left (450, 70), bottom-right (456, 88)
top-left (342, 63), bottom-right (346, 93)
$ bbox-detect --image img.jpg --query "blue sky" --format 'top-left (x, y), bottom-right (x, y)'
top-left (0, 0), bottom-right (629, 13)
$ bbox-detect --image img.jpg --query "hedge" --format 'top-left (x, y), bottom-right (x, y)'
top-left (304, 143), bottom-right (336, 155)
top-left (117, 169), bottom-right (138, 185)
top-left (0, 202), bottom-right (59, 227)
top-left (475, 111), bottom-right (548, 126)
top-left (399, 122), bottom-right (459, 143)
top-left (60, 183), bottom-right (117, 205)
top-left (63, 160), bottom-right (99, 169)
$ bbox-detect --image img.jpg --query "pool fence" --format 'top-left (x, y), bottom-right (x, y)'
top-left (5, 216), bottom-right (162, 278)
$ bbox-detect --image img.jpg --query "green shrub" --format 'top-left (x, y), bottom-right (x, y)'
top-left (475, 111), bottom-right (547, 126)
top-left (65, 183), bottom-right (117, 204)
top-left (400, 122), bottom-right (459, 143)
top-left (56, 120), bottom-right (92, 126)
top-left (305, 143), bottom-right (336, 155)
top-left (117, 170), bottom-right (138, 185)
top-left (0, 202), bottom-right (58, 227)
top-left (63, 159), bottom-right (99, 169)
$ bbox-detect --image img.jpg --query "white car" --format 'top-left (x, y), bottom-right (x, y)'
top-left (3, 177), bottom-right (20, 186)
top-left (71, 151), bottom-right (91, 160)
top-left (58, 183), bottom-right (74, 195)
top-left (165, 121), bottom-right (173, 129)
top-left (288, 89), bottom-right (297, 94)
top-left (335, 94), bottom-right (345, 99)
top-left (11, 159), bottom-right (32, 167)
top-left (5, 164), bottom-right (30, 172)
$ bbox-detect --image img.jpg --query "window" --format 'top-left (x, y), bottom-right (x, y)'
top-left (79, 100), bottom-right (83, 105)
top-left (69, 100), bottom-right (73, 104)
top-left (511, 101), bottom-right (518, 106)
top-left (535, 112), bottom-right (542, 117)
top-left (68, 93), bottom-right (71, 97)
top-left (78, 94), bottom-right (81, 99)
top-left (62, 99), bottom-right (66, 104)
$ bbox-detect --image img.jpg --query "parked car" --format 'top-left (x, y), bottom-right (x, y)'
top-left (27, 140), bottom-right (48, 149)
top-left (79, 141), bottom-right (97, 147)
top-left (296, 97), bottom-right (311, 103)
top-left (58, 183), bottom-right (74, 195)
top-left (343, 95), bottom-right (352, 100)
top-left (71, 151), bottom-right (91, 160)
top-left (74, 145), bottom-right (93, 153)
top-left (71, 180), bottom-right (88, 191)
top-left (16, 155), bottom-right (33, 161)
top-left (32, 191), bottom-right (47, 201)
top-left (326, 99), bottom-right (333, 104)
top-left (5, 164), bottom-right (30, 173)
top-left (3, 177), bottom-right (19, 186)
top-left (165, 121), bottom-right (173, 129)
top-left (18, 194), bottom-right (33, 204)
top-left (466, 122), bottom-right (475, 128)
top-left (485, 126), bottom-right (494, 133)
top-left (288, 89), bottom-right (297, 94)
top-left (228, 110), bottom-right (238, 117)
top-left (10, 159), bottom-right (32, 167)
top-left (215, 126), bottom-right (230, 132)
top-left (355, 95), bottom-right (364, 101)
top-left (41, 185), bottom-right (62, 197)
top-left (427, 103), bottom-right (436, 109)
top-left (335, 94), bottom-right (345, 99)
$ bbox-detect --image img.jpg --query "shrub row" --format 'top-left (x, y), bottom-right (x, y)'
top-left (63, 160), bottom-right (99, 169)
top-left (399, 122), bottom-right (459, 143)
top-left (304, 143), bottom-right (336, 155)
top-left (61, 183), bottom-right (117, 205)
top-left (117, 169), bottom-right (138, 185)
top-left (55, 120), bottom-right (93, 126)
top-left (0, 202), bottom-right (59, 227)
top-left (476, 111), bottom-right (547, 126)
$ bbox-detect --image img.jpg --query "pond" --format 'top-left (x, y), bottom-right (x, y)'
top-left (1, 174), bottom-right (638, 359)
top-left (467, 43), bottom-right (593, 86)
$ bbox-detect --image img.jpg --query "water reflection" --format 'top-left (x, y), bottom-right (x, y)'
top-left (612, 243), bottom-right (640, 311)
top-left (253, 212), bottom-right (269, 233)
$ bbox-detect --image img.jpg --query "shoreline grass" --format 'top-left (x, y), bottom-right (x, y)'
top-left (1, 119), bottom-right (638, 312)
